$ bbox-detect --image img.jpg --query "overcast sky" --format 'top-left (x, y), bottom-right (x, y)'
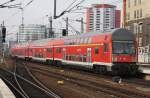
top-left (0, 0), bottom-right (122, 40)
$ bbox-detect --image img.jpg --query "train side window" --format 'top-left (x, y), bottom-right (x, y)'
top-left (72, 55), bottom-right (76, 61)
top-left (69, 55), bottom-right (71, 60)
top-left (95, 47), bottom-right (99, 54)
top-left (73, 39), bottom-right (76, 45)
top-left (88, 37), bottom-right (92, 44)
top-left (74, 39), bottom-right (77, 45)
top-left (104, 43), bottom-right (109, 52)
top-left (79, 55), bottom-right (83, 62)
top-left (84, 38), bottom-right (88, 44)
top-left (70, 40), bottom-right (73, 45)
top-left (28, 48), bottom-right (32, 52)
top-left (47, 48), bottom-right (52, 53)
top-left (80, 38), bottom-right (84, 44)
top-left (77, 38), bottom-right (80, 44)
top-left (56, 48), bottom-right (61, 53)
top-left (83, 55), bottom-right (86, 62)
top-left (66, 55), bottom-right (68, 60)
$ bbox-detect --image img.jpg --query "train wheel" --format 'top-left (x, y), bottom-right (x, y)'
top-left (93, 65), bottom-right (107, 74)
top-left (56, 60), bottom-right (62, 66)
top-left (46, 60), bottom-right (53, 65)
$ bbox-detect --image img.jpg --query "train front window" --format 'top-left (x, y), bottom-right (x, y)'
top-left (113, 42), bottom-right (135, 54)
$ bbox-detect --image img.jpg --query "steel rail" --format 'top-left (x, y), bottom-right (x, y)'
top-left (1, 68), bottom-right (61, 98)
top-left (13, 60), bottom-right (30, 98)
top-left (24, 65), bottom-right (61, 98)
top-left (28, 65), bottom-right (150, 98)
top-left (28, 66), bottom-right (132, 98)
top-left (0, 74), bottom-right (27, 98)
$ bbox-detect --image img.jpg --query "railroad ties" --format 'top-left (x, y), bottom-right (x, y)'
top-left (1, 58), bottom-right (150, 98)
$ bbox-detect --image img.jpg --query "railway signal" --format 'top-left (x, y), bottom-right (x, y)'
top-left (2, 26), bottom-right (6, 43)
top-left (62, 29), bottom-right (67, 36)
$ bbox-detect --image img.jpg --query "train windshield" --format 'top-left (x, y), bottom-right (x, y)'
top-left (112, 41), bottom-right (135, 54)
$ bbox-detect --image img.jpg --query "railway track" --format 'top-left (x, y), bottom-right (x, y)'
top-left (13, 59), bottom-right (30, 98)
top-left (27, 59), bottom-right (150, 88)
top-left (123, 78), bottom-right (150, 87)
top-left (25, 61), bottom-right (150, 98)
top-left (0, 59), bottom-right (61, 98)
top-left (0, 71), bottom-right (28, 98)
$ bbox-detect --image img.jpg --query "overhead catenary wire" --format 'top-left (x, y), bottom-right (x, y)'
top-left (4, 0), bottom-right (34, 22)
top-left (23, 0), bottom-right (34, 8)
top-left (55, 0), bottom-right (86, 19)
top-left (0, 0), bottom-right (16, 7)
top-left (66, 0), bottom-right (86, 13)
top-left (3, 0), bottom-right (34, 34)
top-left (63, 0), bottom-right (78, 12)
top-left (66, 0), bottom-right (122, 14)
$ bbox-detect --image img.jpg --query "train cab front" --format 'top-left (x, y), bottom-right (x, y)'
top-left (111, 29), bottom-right (139, 76)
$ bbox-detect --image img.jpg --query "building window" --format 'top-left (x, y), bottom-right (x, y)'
top-left (134, 0), bottom-right (137, 6)
top-left (137, 10), bottom-right (139, 18)
top-left (140, 9), bottom-right (142, 18)
top-left (139, 25), bottom-right (142, 33)
top-left (139, 0), bottom-right (141, 4)
top-left (134, 11), bottom-right (136, 19)
top-left (127, 12), bottom-right (130, 20)
top-left (128, 0), bottom-right (130, 8)
top-left (134, 24), bottom-right (137, 34)
top-left (139, 37), bottom-right (142, 46)
top-left (128, 12), bottom-right (130, 20)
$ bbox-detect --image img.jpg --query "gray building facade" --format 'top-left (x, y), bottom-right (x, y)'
top-left (18, 24), bottom-right (47, 42)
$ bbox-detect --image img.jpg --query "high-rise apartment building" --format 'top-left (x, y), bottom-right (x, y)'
top-left (86, 4), bottom-right (120, 32)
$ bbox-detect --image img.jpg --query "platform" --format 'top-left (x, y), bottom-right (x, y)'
top-left (0, 78), bottom-right (16, 98)
top-left (139, 67), bottom-right (150, 74)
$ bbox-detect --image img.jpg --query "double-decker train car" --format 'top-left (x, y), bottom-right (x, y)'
top-left (10, 28), bottom-right (138, 76)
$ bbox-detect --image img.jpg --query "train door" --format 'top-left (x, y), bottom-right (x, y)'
top-left (63, 48), bottom-right (66, 60)
top-left (87, 48), bottom-right (91, 63)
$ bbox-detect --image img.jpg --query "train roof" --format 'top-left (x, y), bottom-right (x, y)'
top-left (61, 28), bottom-right (134, 40)
top-left (26, 28), bottom-right (135, 47)
top-left (111, 28), bottom-right (134, 41)
top-left (12, 42), bottom-right (30, 48)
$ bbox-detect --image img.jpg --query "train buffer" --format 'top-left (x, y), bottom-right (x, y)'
top-left (0, 78), bottom-right (16, 98)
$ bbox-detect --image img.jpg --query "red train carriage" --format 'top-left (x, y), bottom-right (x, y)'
top-left (10, 28), bottom-right (138, 76)
top-left (10, 42), bottom-right (29, 59)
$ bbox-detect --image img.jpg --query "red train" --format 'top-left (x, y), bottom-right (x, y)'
top-left (10, 28), bottom-right (138, 76)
